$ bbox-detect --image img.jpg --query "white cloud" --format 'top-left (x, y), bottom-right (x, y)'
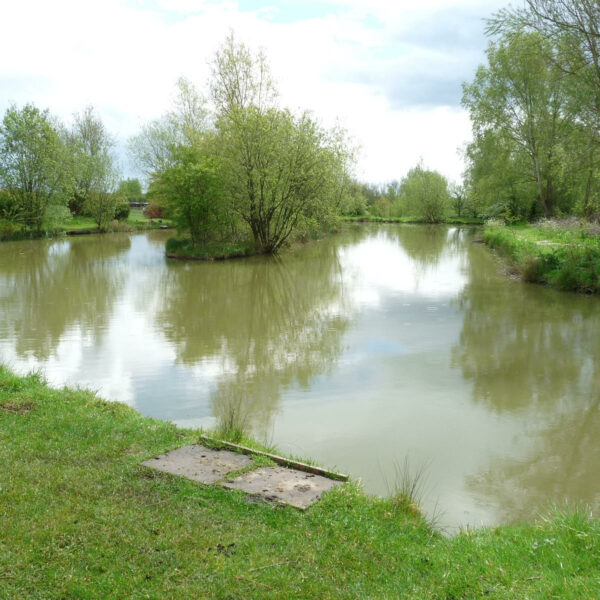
top-left (0, 0), bottom-right (509, 182)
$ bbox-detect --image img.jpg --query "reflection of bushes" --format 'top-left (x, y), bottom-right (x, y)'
top-left (158, 239), bottom-right (351, 434)
top-left (0, 235), bottom-right (130, 359)
top-left (452, 241), bottom-right (600, 413)
top-left (166, 237), bottom-right (255, 260)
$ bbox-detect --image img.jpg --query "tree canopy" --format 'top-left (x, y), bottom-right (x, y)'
top-left (463, 1), bottom-right (600, 220)
top-left (132, 34), bottom-right (353, 253)
top-left (0, 104), bottom-right (67, 233)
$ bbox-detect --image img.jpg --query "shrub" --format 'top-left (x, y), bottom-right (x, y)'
top-left (0, 218), bottom-right (23, 240)
top-left (114, 201), bottom-right (130, 221)
top-left (143, 201), bottom-right (167, 219)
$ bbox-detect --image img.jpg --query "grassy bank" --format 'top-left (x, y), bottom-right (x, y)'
top-left (166, 237), bottom-right (256, 260)
top-left (1, 367), bottom-right (599, 598)
top-left (65, 208), bottom-right (172, 235)
top-left (483, 219), bottom-right (600, 293)
top-left (343, 215), bottom-right (484, 225)
top-left (0, 209), bottom-right (172, 241)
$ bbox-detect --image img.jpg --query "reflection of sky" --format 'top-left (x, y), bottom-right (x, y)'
top-left (2, 228), bottom-right (597, 531)
top-left (338, 231), bottom-right (467, 308)
top-left (268, 230), bottom-right (530, 531)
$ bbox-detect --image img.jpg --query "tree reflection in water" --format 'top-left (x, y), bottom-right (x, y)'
top-left (0, 235), bottom-right (131, 360)
top-left (156, 238), bottom-right (354, 437)
top-left (453, 240), bottom-right (600, 521)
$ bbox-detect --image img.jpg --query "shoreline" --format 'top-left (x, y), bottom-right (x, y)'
top-left (483, 221), bottom-right (600, 294)
top-left (2, 365), bottom-right (598, 598)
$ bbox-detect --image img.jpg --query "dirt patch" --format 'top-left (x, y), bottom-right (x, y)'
top-left (0, 401), bottom-right (34, 415)
top-left (222, 466), bottom-right (342, 510)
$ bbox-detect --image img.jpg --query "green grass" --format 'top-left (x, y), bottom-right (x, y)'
top-left (1, 366), bottom-right (600, 598)
top-left (343, 215), bottom-right (484, 225)
top-left (483, 219), bottom-right (600, 293)
top-left (166, 237), bottom-right (256, 260)
top-left (63, 209), bottom-right (172, 234)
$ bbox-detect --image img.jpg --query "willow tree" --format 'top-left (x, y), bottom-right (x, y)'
top-left (400, 163), bottom-right (450, 223)
top-left (211, 34), bottom-right (352, 253)
top-left (129, 78), bottom-right (211, 179)
top-left (463, 31), bottom-right (570, 217)
top-left (68, 106), bottom-right (116, 216)
top-left (149, 146), bottom-right (225, 247)
top-left (487, 1), bottom-right (600, 217)
top-left (0, 104), bottom-right (67, 233)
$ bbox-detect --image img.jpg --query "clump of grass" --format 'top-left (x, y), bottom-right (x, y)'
top-left (213, 394), bottom-right (250, 444)
top-left (385, 456), bottom-right (434, 525)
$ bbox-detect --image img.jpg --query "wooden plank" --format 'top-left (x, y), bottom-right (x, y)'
top-left (198, 435), bottom-right (349, 482)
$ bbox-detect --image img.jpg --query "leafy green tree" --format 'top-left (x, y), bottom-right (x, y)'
top-left (463, 32), bottom-right (570, 217)
top-left (210, 31), bottom-right (277, 117)
top-left (117, 178), bottom-right (143, 201)
top-left (217, 105), bottom-right (350, 252)
top-left (211, 35), bottom-right (351, 252)
top-left (464, 128), bottom-right (538, 220)
top-left (340, 180), bottom-right (368, 216)
top-left (400, 163), bottom-right (449, 223)
top-left (149, 147), bottom-right (225, 247)
top-left (449, 183), bottom-right (468, 217)
top-left (68, 106), bottom-right (116, 216)
top-left (129, 77), bottom-right (210, 178)
top-left (84, 191), bottom-right (119, 232)
top-left (0, 104), bottom-right (67, 234)
top-left (492, 1), bottom-right (600, 105)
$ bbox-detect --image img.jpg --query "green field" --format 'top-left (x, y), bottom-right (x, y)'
top-left (63, 208), bottom-right (171, 234)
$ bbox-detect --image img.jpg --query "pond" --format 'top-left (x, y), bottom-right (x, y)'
top-left (2, 225), bottom-right (599, 531)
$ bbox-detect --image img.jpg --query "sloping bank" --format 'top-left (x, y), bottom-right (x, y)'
top-left (483, 220), bottom-right (600, 294)
top-left (1, 366), bottom-right (598, 599)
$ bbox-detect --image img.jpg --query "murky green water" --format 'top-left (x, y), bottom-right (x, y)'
top-left (2, 226), bottom-right (599, 530)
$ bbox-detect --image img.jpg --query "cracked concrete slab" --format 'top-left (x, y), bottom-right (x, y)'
top-left (141, 444), bottom-right (252, 484)
top-left (222, 466), bottom-right (342, 509)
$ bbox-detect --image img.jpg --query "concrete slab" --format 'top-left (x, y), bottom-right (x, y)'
top-left (141, 444), bottom-right (252, 484)
top-left (222, 466), bottom-right (342, 509)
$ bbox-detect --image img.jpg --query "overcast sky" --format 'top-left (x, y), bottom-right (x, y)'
top-left (1, 0), bottom-right (511, 184)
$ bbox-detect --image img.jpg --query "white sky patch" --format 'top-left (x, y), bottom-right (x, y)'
top-left (338, 230), bottom-right (467, 309)
top-left (0, 0), bottom-right (509, 183)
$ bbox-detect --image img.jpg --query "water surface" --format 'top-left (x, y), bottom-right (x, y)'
top-left (2, 226), bottom-right (599, 531)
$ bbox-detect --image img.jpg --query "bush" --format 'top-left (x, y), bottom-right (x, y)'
top-left (42, 205), bottom-right (71, 235)
top-left (0, 218), bottom-right (23, 240)
top-left (553, 247), bottom-right (600, 293)
top-left (0, 189), bottom-right (19, 220)
top-left (143, 201), bottom-right (167, 219)
top-left (114, 201), bottom-right (130, 221)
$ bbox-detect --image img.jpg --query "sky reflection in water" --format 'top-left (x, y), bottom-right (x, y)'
top-left (1, 226), bottom-right (599, 531)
